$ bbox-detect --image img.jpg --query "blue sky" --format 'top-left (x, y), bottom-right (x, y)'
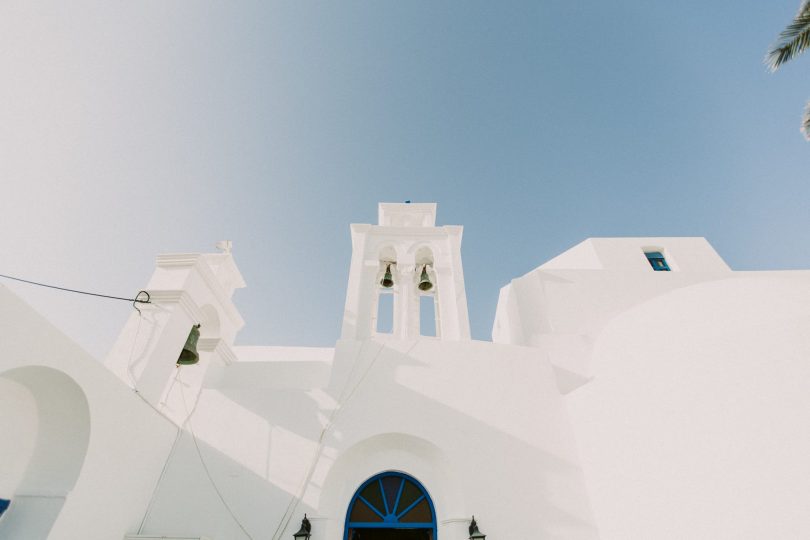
top-left (1, 1), bottom-right (809, 357)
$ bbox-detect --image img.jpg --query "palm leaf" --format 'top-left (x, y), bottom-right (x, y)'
top-left (803, 99), bottom-right (810, 140)
top-left (767, 0), bottom-right (810, 71)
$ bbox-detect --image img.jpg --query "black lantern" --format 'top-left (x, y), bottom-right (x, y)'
top-left (469, 515), bottom-right (486, 540)
top-left (293, 514), bottom-right (311, 540)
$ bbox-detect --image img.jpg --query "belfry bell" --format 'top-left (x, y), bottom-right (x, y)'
top-left (177, 324), bottom-right (201, 365)
top-left (418, 265), bottom-right (433, 291)
top-left (380, 264), bottom-right (394, 288)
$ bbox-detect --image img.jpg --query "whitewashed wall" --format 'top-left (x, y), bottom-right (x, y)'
top-left (494, 237), bottom-right (810, 539)
top-left (137, 337), bottom-right (599, 540)
top-left (0, 285), bottom-right (177, 540)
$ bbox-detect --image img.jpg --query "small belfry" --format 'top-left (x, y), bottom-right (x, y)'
top-left (341, 202), bottom-right (471, 340)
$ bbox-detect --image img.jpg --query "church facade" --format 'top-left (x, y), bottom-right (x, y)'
top-left (1, 203), bottom-right (808, 540)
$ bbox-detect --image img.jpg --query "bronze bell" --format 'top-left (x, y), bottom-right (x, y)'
top-left (418, 265), bottom-right (433, 291)
top-left (380, 264), bottom-right (394, 288)
top-left (177, 324), bottom-right (201, 365)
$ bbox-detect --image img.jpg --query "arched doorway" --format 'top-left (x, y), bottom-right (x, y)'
top-left (344, 472), bottom-right (437, 540)
top-left (0, 366), bottom-right (90, 539)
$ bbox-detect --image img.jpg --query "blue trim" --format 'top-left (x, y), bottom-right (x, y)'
top-left (0, 499), bottom-right (9, 518)
top-left (347, 522), bottom-right (435, 528)
top-left (392, 480), bottom-right (405, 517)
top-left (396, 494), bottom-right (425, 519)
top-left (379, 478), bottom-right (390, 514)
top-left (344, 471), bottom-right (437, 540)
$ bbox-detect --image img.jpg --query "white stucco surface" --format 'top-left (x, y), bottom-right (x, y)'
top-left (566, 274), bottom-right (810, 540)
top-left (494, 237), bottom-right (810, 539)
top-left (0, 284), bottom-right (177, 540)
top-left (2, 206), bottom-right (807, 540)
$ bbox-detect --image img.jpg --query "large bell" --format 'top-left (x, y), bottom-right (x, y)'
top-left (418, 265), bottom-right (433, 291)
top-left (380, 264), bottom-right (394, 288)
top-left (177, 324), bottom-right (201, 365)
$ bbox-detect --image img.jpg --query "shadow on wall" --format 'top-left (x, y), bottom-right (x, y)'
top-left (182, 341), bottom-right (598, 540)
top-left (0, 366), bottom-right (90, 540)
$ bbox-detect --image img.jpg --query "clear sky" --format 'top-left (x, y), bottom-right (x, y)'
top-left (2, 1), bottom-right (809, 358)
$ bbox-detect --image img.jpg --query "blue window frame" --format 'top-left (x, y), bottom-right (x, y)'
top-left (344, 472), bottom-right (437, 540)
top-left (0, 498), bottom-right (10, 519)
top-left (645, 251), bottom-right (670, 271)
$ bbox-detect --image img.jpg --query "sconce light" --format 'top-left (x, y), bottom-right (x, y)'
top-left (380, 263), bottom-right (394, 288)
top-left (177, 324), bottom-right (201, 365)
top-left (469, 516), bottom-right (486, 540)
top-left (418, 264), bottom-right (433, 291)
top-left (293, 514), bottom-right (311, 540)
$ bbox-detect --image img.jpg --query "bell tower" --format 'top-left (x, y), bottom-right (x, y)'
top-left (341, 203), bottom-right (471, 341)
top-left (104, 243), bottom-right (245, 425)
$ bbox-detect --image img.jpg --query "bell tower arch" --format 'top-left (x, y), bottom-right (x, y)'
top-left (341, 203), bottom-right (470, 341)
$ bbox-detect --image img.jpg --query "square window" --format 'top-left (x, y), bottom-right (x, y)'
top-left (645, 251), bottom-right (670, 271)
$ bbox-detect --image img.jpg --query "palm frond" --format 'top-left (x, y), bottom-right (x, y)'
top-left (802, 99), bottom-right (810, 140)
top-left (767, 1), bottom-right (810, 71)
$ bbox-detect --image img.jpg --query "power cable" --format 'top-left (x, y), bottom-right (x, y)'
top-left (270, 339), bottom-right (421, 540)
top-left (0, 272), bottom-right (151, 309)
top-left (178, 371), bottom-right (256, 540)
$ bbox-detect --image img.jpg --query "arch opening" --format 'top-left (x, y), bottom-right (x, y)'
top-left (0, 366), bottom-right (91, 539)
top-left (344, 471), bottom-right (437, 540)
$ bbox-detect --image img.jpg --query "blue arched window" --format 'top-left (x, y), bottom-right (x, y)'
top-left (344, 471), bottom-right (437, 540)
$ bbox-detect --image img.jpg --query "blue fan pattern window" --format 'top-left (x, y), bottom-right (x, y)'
top-left (344, 472), bottom-right (436, 540)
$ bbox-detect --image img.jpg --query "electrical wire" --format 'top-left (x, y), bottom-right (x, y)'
top-left (125, 308), bottom-right (193, 535)
top-left (178, 372), bottom-right (256, 540)
top-left (136, 427), bottom-right (183, 534)
top-left (0, 272), bottom-right (151, 306)
top-left (270, 339), bottom-right (421, 540)
top-left (128, 327), bottom-right (183, 535)
top-left (125, 312), bottom-right (145, 389)
top-left (118, 302), bottom-right (417, 539)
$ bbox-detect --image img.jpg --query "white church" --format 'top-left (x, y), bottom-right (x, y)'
top-left (1, 202), bottom-right (809, 540)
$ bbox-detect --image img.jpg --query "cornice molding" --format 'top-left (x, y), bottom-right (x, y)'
top-left (216, 340), bottom-right (237, 365)
top-left (155, 253), bottom-right (201, 267)
top-left (147, 290), bottom-right (204, 324)
top-left (152, 254), bottom-right (245, 328)
top-left (198, 338), bottom-right (237, 365)
top-left (369, 227), bottom-right (454, 237)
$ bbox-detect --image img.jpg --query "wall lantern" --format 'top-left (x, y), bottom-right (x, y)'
top-left (469, 515), bottom-right (486, 540)
top-left (293, 514), bottom-right (311, 540)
